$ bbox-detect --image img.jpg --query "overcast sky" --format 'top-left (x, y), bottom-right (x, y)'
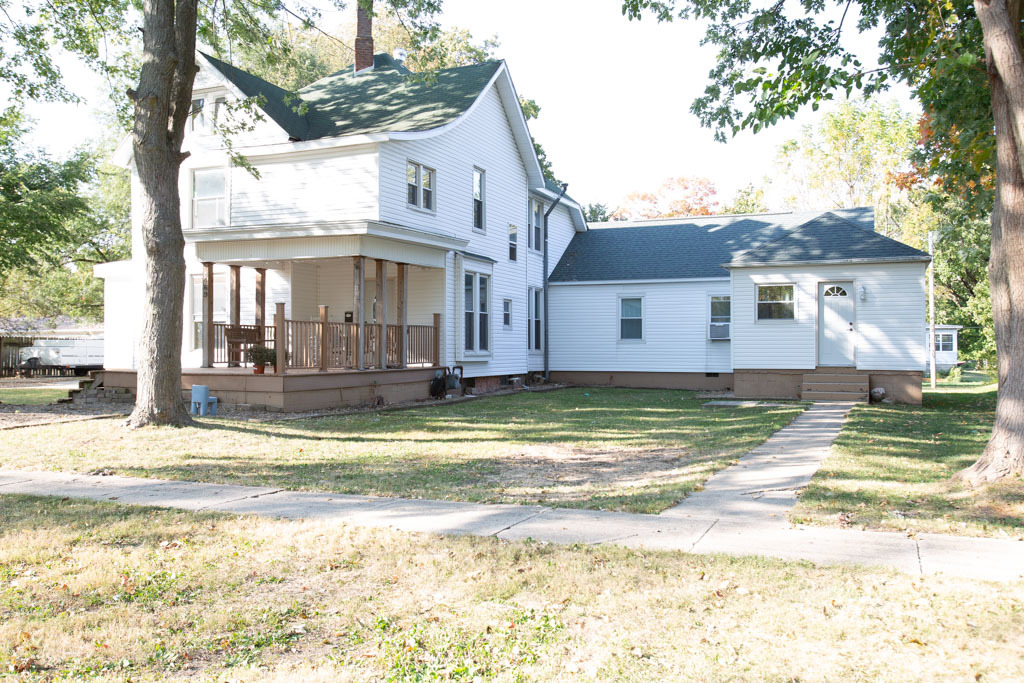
top-left (25, 0), bottom-right (915, 211)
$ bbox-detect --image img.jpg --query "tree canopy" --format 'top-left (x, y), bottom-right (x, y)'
top-left (612, 176), bottom-right (719, 219)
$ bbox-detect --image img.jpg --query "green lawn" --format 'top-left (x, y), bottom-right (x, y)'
top-left (2, 495), bottom-right (1021, 681)
top-left (0, 387), bottom-right (68, 405)
top-left (792, 382), bottom-right (1024, 537)
top-left (0, 388), bottom-right (803, 514)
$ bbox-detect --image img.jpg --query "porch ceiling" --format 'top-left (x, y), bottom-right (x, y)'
top-left (194, 221), bottom-right (465, 269)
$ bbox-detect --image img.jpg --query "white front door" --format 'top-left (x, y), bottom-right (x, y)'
top-left (818, 282), bottom-right (855, 366)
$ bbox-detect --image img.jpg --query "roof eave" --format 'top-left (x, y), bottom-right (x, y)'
top-left (723, 256), bottom-right (933, 268)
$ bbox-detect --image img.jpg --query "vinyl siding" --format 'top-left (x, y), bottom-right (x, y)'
top-left (730, 262), bottom-right (927, 371)
top-left (378, 84), bottom-right (539, 378)
top-left (548, 280), bottom-right (732, 373)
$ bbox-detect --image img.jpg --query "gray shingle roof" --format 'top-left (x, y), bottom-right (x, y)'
top-left (548, 209), bottom-right (928, 283)
top-left (200, 52), bottom-right (502, 142)
top-left (728, 212), bottom-right (930, 266)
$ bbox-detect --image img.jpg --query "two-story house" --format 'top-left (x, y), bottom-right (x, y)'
top-left (97, 22), bottom-right (586, 409)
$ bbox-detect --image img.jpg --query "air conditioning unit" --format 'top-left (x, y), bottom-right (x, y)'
top-left (709, 323), bottom-right (730, 340)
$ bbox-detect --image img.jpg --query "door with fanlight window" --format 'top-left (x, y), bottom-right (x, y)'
top-left (818, 283), bottom-right (856, 366)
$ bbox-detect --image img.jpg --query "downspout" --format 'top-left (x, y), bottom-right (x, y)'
top-left (543, 183), bottom-right (568, 381)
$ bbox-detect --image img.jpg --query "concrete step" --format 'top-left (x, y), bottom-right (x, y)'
top-left (809, 366), bottom-right (862, 375)
top-left (802, 380), bottom-right (869, 393)
top-left (801, 390), bottom-right (868, 403)
top-left (803, 374), bottom-right (869, 386)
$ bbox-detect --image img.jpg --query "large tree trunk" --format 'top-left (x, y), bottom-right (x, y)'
top-left (125, 0), bottom-right (199, 428)
top-left (958, 0), bottom-right (1024, 483)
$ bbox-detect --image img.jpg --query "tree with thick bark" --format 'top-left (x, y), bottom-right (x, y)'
top-left (1, 0), bottom-right (441, 426)
top-left (622, 0), bottom-right (1021, 483)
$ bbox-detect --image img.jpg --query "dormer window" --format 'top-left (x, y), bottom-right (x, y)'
top-left (407, 161), bottom-right (435, 211)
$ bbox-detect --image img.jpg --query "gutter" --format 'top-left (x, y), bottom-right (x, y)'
top-left (543, 182), bottom-right (569, 381)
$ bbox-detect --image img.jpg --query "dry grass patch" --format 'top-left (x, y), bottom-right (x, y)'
top-left (793, 383), bottom-right (1024, 537)
top-left (2, 494), bottom-right (1023, 681)
top-left (0, 388), bottom-right (802, 514)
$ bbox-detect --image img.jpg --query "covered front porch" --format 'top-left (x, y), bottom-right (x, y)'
top-left (189, 222), bottom-right (459, 376)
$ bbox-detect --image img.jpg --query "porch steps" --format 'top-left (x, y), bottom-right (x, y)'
top-left (801, 372), bottom-right (868, 403)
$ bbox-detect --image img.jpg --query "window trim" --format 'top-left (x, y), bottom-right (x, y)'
top-left (618, 295), bottom-right (645, 342)
top-left (528, 286), bottom-right (543, 353)
top-left (508, 224), bottom-right (518, 262)
top-left (406, 160), bottom-right (436, 213)
top-left (191, 166), bottom-right (228, 229)
top-left (756, 283), bottom-right (797, 322)
top-left (708, 294), bottom-right (731, 341)
top-left (503, 299), bottom-right (513, 329)
top-left (472, 167), bottom-right (486, 232)
top-left (462, 269), bottom-right (491, 356)
top-left (529, 199), bottom-right (544, 252)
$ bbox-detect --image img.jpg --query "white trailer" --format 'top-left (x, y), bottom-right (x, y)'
top-left (20, 338), bottom-right (105, 374)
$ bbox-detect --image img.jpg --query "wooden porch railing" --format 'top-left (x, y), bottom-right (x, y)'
top-left (211, 323), bottom-right (275, 365)
top-left (212, 316), bottom-right (438, 371)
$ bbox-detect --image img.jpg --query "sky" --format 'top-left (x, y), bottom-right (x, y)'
top-left (24, 0), bottom-right (916, 211)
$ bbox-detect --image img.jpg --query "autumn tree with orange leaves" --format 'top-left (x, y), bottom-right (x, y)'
top-left (611, 176), bottom-right (719, 220)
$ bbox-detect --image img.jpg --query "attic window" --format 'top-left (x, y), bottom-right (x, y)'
top-left (190, 98), bottom-right (205, 131)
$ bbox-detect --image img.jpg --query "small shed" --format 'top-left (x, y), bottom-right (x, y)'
top-left (925, 324), bottom-right (962, 375)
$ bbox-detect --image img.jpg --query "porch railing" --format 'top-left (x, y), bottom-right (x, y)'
top-left (211, 316), bottom-right (438, 371)
top-left (211, 323), bottom-right (275, 365)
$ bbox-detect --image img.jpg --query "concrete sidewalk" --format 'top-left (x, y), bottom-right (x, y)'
top-left (2, 467), bottom-right (1021, 582)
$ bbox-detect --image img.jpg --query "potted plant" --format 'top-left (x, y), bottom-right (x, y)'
top-left (246, 345), bottom-right (276, 374)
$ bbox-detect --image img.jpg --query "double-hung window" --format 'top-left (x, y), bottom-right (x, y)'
top-left (193, 168), bottom-right (227, 228)
top-left (190, 98), bottom-right (205, 131)
top-left (530, 199), bottom-right (544, 251)
top-left (508, 224), bottom-right (518, 261)
top-left (619, 297), bottom-right (643, 340)
top-left (936, 333), bottom-right (954, 352)
top-left (407, 161), bottom-right (435, 211)
top-left (464, 272), bottom-right (490, 353)
top-left (709, 296), bottom-right (731, 340)
top-left (528, 287), bottom-right (543, 351)
top-left (503, 299), bottom-right (512, 328)
top-left (757, 284), bottom-right (795, 320)
top-left (473, 168), bottom-right (485, 231)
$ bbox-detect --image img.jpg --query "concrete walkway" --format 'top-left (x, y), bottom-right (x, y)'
top-left (2, 402), bottom-right (1022, 582)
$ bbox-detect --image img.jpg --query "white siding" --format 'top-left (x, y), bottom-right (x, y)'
top-left (548, 280), bottom-right (733, 373)
top-left (378, 84), bottom-right (537, 378)
top-left (228, 148), bottom-right (379, 227)
top-left (730, 262), bottom-right (927, 371)
top-left (97, 262), bottom-right (141, 369)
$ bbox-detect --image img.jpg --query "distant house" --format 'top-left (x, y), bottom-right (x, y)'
top-left (94, 12), bottom-right (931, 408)
top-left (925, 324), bottom-right (963, 374)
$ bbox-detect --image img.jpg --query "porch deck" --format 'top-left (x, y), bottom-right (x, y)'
top-left (99, 364), bottom-right (441, 412)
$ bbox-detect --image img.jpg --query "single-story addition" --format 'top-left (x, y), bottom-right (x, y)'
top-left (547, 208), bottom-right (931, 404)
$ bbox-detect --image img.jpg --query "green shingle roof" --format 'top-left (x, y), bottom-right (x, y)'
top-left (200, 52), bottom-right (502, 142)
top-left (548, 208), bottom-right (928, 283)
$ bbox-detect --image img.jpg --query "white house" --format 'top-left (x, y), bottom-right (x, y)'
top-left (95, 14), bottom-right (930, 407)
top-left (925, 324), bottom-right (963, 374)
top-left (547, 209), bottom-right (930, 403)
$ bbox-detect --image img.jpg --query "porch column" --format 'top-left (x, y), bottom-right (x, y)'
top-left (433, 312), bottom-right (441, 367)
top-left (397, 263), bottom-right (408, 368)
top-left (274, 302), bottom-right (287, 374)
top-left (376, 259), bottom-right (388, 369)
top-left (254, 268), bottom-right (266, 330)
top-left (202, 261), bottom-right (214, 368)
top-left (229, 265), bottom-right (241, 326)
top-left (354, 256), bottom-right (365, 370)
top-left (319, 304), bottom-right (329, 372)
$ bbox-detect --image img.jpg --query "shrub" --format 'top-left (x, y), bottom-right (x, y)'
top-left (246, 345), bottom-right (277, 366)
top-left (946, 366), bottom-right (963, 383)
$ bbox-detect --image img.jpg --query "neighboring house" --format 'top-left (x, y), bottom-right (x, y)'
top-left (547, 209), bottom-right (931, 403)
top-left (925, 324), bottom-right (963, 374)
top-left (94, 15), bottom-right (931, 407)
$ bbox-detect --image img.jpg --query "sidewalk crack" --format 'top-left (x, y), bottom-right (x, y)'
top-left (915, 538), bottom-right (923, 575)
top-left (200, 488), bottom-right (284, 510)
top-left (689, 519), bottom-right (718, 552)
top-left (490, 507), bottom-right (549, 537)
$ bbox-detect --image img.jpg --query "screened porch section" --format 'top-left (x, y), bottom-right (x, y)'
top-left (197, 255), bottom-right (442, 372)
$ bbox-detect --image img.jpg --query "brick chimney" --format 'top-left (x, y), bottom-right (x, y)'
top-left (354, 3), bottom-right (374, 73)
